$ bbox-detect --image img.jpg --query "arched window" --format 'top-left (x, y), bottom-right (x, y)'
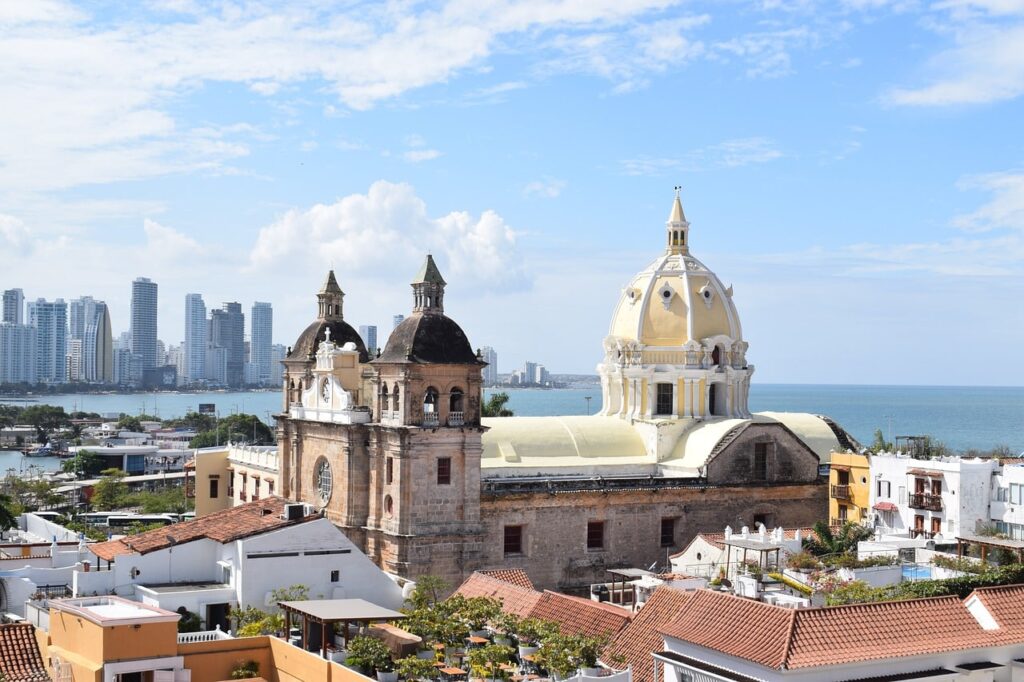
top-left (449, 388), bottom-right (465, 426)
top-left (423, 387), bottom-right (439, 425)
top-left (711, 346), bottom-right (722, 366)
top-left (315, 458), bottom-right (332, 504)
top-left (392, 384), bottom-right (400, 412)
top-left (381, 384), bottom-right (389, 416)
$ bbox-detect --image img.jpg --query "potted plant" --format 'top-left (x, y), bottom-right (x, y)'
top-left (462, 596), bottom-right (501, 637)
top-left (348, 635), bottom-right (397, 682)
top-left (786, 551), bottom-right (819, 573)
top-left (491, 611), bottom-right (520, 646)
top-left (229, 660), bottom-right (260, 680)
top-left (573, 636), bottom-right (604, 676)
top-left (467, 643), bottom-right (515, 682)
top-left (515, 618), bottom-right (556, 658)
top-left (396, 655), bottom-right (439, 681)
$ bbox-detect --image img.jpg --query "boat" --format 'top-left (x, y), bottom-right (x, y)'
top-left (23, 445), bottom-right (54, 457)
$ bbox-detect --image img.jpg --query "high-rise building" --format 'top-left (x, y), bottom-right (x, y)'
top-left (480, 346), bottom-right (498, 384)
top-left (165, 344), bottom-right (185, 385)
top-left (392, 314), bottom-right (404, 330)
top-left (208, 303), bottom-right (244, 387)
top-left (130, 277), bottom-right (158, 369)
top-left (67, 339), bottom-right (83, 382)
top-left (251, 302), bottom-right (273, 386)
top-left (0, 322), bottom-right (36, 384)
top-left (69, 296), bottom-right (96, 342)
top-left (184, 293), bottom-right (206, 383)
top-left (113, 347), bottom-right (142, 386)
top-left (2, 289), bottom-right (24, 325)
top-left (358, 325), bottom-right (377, 355)
top-left (27, 298), bottom-right (67, 384)
top-left (270, 343), bottom-right (286, 385)
top-left (81, 301), bottom-right (113, 383)
top-left (155, 340), bottom-right (166, 366)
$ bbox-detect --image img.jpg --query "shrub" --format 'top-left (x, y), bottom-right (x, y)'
top-left (786, 551), bottom-right (819, 571)
top-left (348, 635), bottom-right (395, 673)
top-left (230, 660), bottom-right (259, 680)
top-left (467, 643), bottom-right (516, 680)
top-left (396, 655), bottom-right (439, 681)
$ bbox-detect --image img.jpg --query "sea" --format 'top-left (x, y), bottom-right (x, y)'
top-left (1, 384), bottom-right (1021, 475)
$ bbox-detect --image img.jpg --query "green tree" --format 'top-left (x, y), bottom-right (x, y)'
top-left (869, 429), bottom-right (891, 453)
top-left (128, 487), bottom-right (193, 514)
top-left (189, 414), bottom-right (274, 448)
top-left (116, 415), bottom-right (144, 433)
top-left (62, 450), bottom-right (105, 478)
top-left (0, 404), bottom-right (21, 431)
top-left (20, 404), bottom-right (70, 444)
top-left (0, 493), bottom-right (18, 531)
top-left (405, 575), bottom-right (449, 610)
top-left (91, 469), bottom-right (129, 510)
top-left (481, 393), bottom-right (513, 418)
top-left (163, 411), bottom-right (218, 433)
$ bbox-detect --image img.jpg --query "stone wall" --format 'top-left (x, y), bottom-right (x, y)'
top-left (479, 482), bottom-right (827, 591)
top-left (707, 423), bottom-right (821, 486)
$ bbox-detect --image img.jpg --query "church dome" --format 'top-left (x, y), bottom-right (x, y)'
top-left (288, 319), bottom-right (368, 362)
top-left (608, 195), bottom-right (742, 348)
top-left (375, 312), bottom-right (479, 364)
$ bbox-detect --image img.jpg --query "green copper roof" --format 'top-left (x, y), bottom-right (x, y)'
top-left (412, 254), bottom-right (446, 285)
top-left (320, 270), bottom-right (343, 295)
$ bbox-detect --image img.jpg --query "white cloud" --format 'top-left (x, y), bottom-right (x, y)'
top-left (0, 214), bottom-right (32, 253)
top-left (713, 27), bottom-right (816, 79)
top-left (951, 172), bottom-right (1024, 232)
top-left (523, 178), bottom-right (567, 198)
top-left (248, 181), bottom-right (527, 292)
top-left (403, 149), bottom-right (443, 163)
top-left (621, 137), bottom-right (783, 175)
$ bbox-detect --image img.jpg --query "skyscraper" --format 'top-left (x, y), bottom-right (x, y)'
top-left (184, 293), bottom-right (206, 383)
top-left (358, 325), bottom-right (377, 355)
top-left (27, 298), bottom-right (67, 383)
top-left (0, 322), bottom-right (36, 384)
top-left (69, 296), bottom-right (96, 342)
top-left (209, 303), bottom-right (245, 387)
top-left (270, 343), bottom-right (286, 385)
top-left (251, 302), bottom-right (273, 386)
top-left (392, 314), bottom-right (404, 330)
top-left (83, 301), bottom-right (113, 383)
top-left (480, 346), bottom-right (498, 384)
top-left (2, 288), bottom-right (24, 325)
top-left (130, 277), bottom-right (158, 369)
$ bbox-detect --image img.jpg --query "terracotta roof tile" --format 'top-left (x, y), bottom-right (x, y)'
top-left (478, 569), bottom-right (535, 590)
top-left (530, 592), bottom-right (632, 641)
top-left (660, 589), bottom-right (1000, 671)
top-left (967, 584), bottom-right (1024, 638)
top-left (454, 572), bottom-right (542, 618)
top-left (0, 623), bottom-right (51, 682)
top-left (601, 586), bottom-right (693, 682)
top-left (91, 497), bottom-right (315, 561)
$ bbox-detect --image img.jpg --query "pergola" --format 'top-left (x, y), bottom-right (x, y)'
top-left (278, 598), bottom-right (406, 659)
top-left (723, 537), bottom-right (784, 575)
top-left (956, 533), bottom-right (1024, 564)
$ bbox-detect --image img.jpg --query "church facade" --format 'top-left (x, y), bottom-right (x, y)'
top-left (275, 194), bottom-right (857, 591)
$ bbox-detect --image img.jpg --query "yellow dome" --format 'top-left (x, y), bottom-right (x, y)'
top-left (608, 200), bottom-right (742, 347)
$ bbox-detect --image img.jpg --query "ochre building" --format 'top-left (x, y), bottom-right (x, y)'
top-left (276, 193), bottom-right (858, 591)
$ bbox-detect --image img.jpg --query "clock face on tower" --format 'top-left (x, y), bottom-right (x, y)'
top-left (321, 378), bottom-right (330, 403)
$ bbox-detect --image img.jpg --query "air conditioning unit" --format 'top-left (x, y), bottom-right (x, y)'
top-left (284, 503), bottom-right (305, 521)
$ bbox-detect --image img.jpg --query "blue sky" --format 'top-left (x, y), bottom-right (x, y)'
top-left (1, 0), bottom-right (1022, 385)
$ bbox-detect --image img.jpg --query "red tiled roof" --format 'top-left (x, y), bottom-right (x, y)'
top-left (454, 573), bottom-right (632, 639)
top-left (968, 584), bottom-right (1024, 638)
top-left (91, 496), bottom-right (316, 561)
top-left (478, 568), bottom-right (535, 590)
top-left (530, 591), bottom-right (632, 640)
top-left (873, 502), bottom-right (898, 512)
top-left (0, 623), bottom-right (51, 682)
top-left (455, 572), bottom-right (542, 617)
top-left (601, 586), bottom-right (693, 682)
top-left (660, 589), bottom-right (998, 670)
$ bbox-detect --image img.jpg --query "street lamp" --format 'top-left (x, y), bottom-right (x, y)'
top-left (584, 396), bottom-right (592, 415)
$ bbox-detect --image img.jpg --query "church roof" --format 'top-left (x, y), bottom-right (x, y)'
top-left (374, 312), bottom-right (480, 365)
top-left (413, 254), bottom-right (446, 285)
top-left (288, 319), bottom-right (368, 361)
top-left (320, 269), bottom-right (343, 295)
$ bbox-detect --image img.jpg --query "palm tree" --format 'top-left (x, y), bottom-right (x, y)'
top-left (803, 520), bottom-right (873, 557)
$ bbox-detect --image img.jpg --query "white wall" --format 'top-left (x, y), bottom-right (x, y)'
top-left (236, 518), bottom-right (404, 610)
top-left (670, 536), bottom-right (724, 578)
top-left (106, 539), bottom-right (219, 597)
top-left (23, 513), bottom-right (81, 542)
top-left (135, 584), bottom-right (236, 627)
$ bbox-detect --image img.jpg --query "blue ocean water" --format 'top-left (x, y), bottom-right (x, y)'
top-left (1, 384), bottom-right (1021, 474)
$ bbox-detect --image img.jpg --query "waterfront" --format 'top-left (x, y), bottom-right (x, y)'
top-left (1, 384), bottom-right (1021, 476)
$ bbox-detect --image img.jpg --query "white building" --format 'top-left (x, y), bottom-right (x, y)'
top-left (2, 287), bottom-right (24, 324)
top-left (869, 454), bottom-right (998, 541)
top-left (85, 497), bottom-right (405, 630)
top-left (27, 297), bottom-right (67, 384)
top-left (184, 293), bottom-right (207, 383)
top-left (480, 346), bottom-right (498, 384)
top-left (131, 277), bottom-right (159, 370)
top-left (0, 321), bottom-right (37, 384)
top-left (251, 301), bottom-right (273, 386)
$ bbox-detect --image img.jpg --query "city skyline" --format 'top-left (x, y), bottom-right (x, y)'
top-left (0, 2), bottom-right (1021, 385)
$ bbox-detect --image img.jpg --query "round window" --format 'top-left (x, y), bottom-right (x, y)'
top-left (315, 458), bottom-right (333, 504)
top-left (662, 290), bottom-right (671, 298)
top-left (703, 290), bottom-right (711, 299)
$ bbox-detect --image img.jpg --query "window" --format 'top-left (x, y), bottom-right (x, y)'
top-left (315, 458), bottom-right (333, 504)
top-left (931, 517), bottom-right (941, 535)
top-left (239, 472), bottom-right (247, 500)
top-left (209, 477), bottom-right (219, 499)
top-left (660, 518), bottom-right (676, 547)
top-left (752, 443), bottom-right (768, 481)
top-left (997, 487), bottom-right (1009, 502)
top-left (330, 570), bottom-right (340, 583)
top-left (392, 384), bottom-right (400, 412)
top-left (504, 525), bottom-right (523, 556)
top-left (753, 513), bottom-right (770, 528)
top-left (839, 505), bottom-right (848, 522)
top-left (877, 480), bottom-right (891, 498)
top-left (837, 470), bottom-right (850, 485)
top-left (437, 457), bottom-right (451, 485)
top-left (386, 457), bottom-right (394, 485)
top-left (227, 473), bottom-right (234, 497)
top-left (655, 383), bottom-right (673, 416)
top-left (914, 514), bottom-right (925, 531)
top-left (252, 477), bottom-right (260, 501)
top-left (1012, 484), bottom-right (1023, 505)
top-left (267, 479), bottom-right (274, 496)
top-left (587, 521), bottom-right (605, 550)
top-left (931, 479), bottom-right (942, 496)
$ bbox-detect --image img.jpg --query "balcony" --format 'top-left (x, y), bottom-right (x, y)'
top-left (910, 493), bottom-right (943, 512)
top-left (422, 412), bottom-right (439, 427)
top-left (448, 411), bottom-right (464, 427)
top-left (830, 517), bottom-right (849, 527)
top-left (831, 484), bottom-right (851, 500)
top-left (912, 529), bottom-right (936, 539)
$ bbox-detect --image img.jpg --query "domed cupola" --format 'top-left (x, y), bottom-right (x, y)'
top-left (288, 270), bottom-right (369, 363)
top-left (598, 190), bottom-right (753, 422)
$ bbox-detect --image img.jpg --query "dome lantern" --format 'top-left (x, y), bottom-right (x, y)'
top-left (317, 270), bottom-right (345, 321)
top-left (666, 186), bottom-right (690, 255)
top-left (411, 254), bottom-right (446, 314)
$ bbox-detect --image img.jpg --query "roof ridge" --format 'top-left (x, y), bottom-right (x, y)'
top-left (780, 607), bottom-right (799, 669)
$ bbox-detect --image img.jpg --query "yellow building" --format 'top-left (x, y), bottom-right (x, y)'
top-left (191, 444), bottom-right (280, 517)
top-left (829, 450), bottom-right (872, 526)
top-left (44, 594), bottom-right (372, 681)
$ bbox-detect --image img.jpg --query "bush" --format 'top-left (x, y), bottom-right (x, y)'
top-left (467, 643), bottom-right (516, 680)
top-left (396, 655), bottom-right (439, 681)
top-left (348, 635), bottom-right (395, 673)
top-left (786, 551), bottom-right (819, 571)
top-left (230, 660), bottom-right (259, 680)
